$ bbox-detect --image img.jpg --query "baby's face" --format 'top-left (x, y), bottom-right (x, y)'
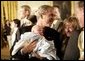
top-left (32, 25), bottom-right (44, 36)
top-left (35, 27), bottom-right (43, 36)
top-left (37, 27), bottom-right (43, 36)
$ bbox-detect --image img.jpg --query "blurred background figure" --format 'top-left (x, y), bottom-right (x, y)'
top-left (51, 5), bottom-right (62, 31)
top-left (63, 1), bottom-right (84, 59)
top-left (2, 20), bottom-right (11, 48)
top-left (10, 19), bottom-right (20, 49)
top-left (18, 5), bottom-right (33, 27)
top-left (77, 1), bottom-right (84, 60)
top-left (57, 16), bottom-right (80, 59)
top-left (78, 30), bottom-right (84, 60)
top-left (76, 1), bottom-right (84, 28)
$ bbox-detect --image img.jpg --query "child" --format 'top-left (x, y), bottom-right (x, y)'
top-left (12, 25), bottom-right (59, 60)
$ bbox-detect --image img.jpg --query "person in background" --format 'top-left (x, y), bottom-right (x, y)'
top-left (10, 19), bottom-right (20, 49)
top-left (19, 15), bottom-right (37, 35)
top-left (29, 15), bottom-right (37, 25)
top-left (76, 1), bottom-right (84, 29)
top-left (2, 20), bottom-right (11, 48)
top-left (51, 5), bottom-right (62, 31)
top-left (3, 20), bottom-right (11, 42)
top-left (63, 1), bottom-right (84, 60)
top-left (18, 5), bottom-right (32, 27)
top-left (77, 1), bottom-right (84, 60)
top-left (56, 16), bottom-right (80, 59)
top-left (63, 1), bottom-right (84, 59)
top-left (78, 29), bottom-right (84, 60)
top-left (17, 6), bottom-right (37, 37)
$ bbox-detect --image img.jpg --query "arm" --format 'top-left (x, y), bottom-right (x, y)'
top-left (12, 39), bottom-right (26, 55)
top-left (20, 40), bottom-right (37, 54)
top-left (78, 31), bottom-right (84, 60)
top-left (12, 33), bottom-right (31, 55)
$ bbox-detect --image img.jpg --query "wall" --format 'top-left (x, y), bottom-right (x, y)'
top-left (17, 1), bottom-right (53, 18)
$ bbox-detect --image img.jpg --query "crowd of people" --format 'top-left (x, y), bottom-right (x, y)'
top-left (2, 1), bottom-right (84, 60)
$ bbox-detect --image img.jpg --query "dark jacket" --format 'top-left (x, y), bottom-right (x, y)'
top-left (43, 27), bottom-right (61, 59)
top-left (63, 30), bottom-right (81, 60)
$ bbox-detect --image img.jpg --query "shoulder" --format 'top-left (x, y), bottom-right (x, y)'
top-left (43, 27), bottom-right (60, 40)
top-left (78, 31), bottom-right (84, 41)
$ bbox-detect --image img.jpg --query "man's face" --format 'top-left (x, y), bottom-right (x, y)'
top-left (53, 7), bottom-right (60, 20)
top-left (64, 22), bottom-right (74, 37)
top-left (42, 10), bottom-right (55, 27)
top-left (79, 7), bottom-right (84, 28)
top-left (10, 21), bottom-right (15, 29)
top-left (76, 7), bottom-right (84, 28)
top-left (19, 8), bottom-right (26, 19)
top-left (6, 21), bottom-right (10, 26)
top-left (19, 8), bottom-right (29, 19)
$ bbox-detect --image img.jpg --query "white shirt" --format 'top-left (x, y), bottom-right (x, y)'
top-left (51, 19), bottom-right (62, 30)
top-left (11, 28), bottom-right (18, 46)
top-left (21, 18), bottom-right (32, 27)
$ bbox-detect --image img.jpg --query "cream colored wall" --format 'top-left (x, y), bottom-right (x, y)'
top-left (17, 1), bottom-right (79, 19)
top-left (71, 1), bottom-right (79, 16)
top-left (17, 1), bottom-right (53, 18)
top-left (74, 1), bottom-right (79, 16)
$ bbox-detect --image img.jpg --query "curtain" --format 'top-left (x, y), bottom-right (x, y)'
top-left (71, 1), bottom-right (75, 16)
top-left (1, 1), bottom-right (17, 28)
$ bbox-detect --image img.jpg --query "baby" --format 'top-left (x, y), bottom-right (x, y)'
top-left (12, 25), bottom-right (59, 60)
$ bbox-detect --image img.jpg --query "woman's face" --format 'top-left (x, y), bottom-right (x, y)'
top-left (64, 22), bottom-right (74, 37)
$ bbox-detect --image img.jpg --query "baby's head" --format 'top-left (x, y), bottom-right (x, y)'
top-left (31, 25), bottom-right (44, 36)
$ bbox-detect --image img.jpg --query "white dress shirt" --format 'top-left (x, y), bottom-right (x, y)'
top-left (21, 18), bottom-right (32, 27)
top-left (11, 28), bottom-right (18, 46)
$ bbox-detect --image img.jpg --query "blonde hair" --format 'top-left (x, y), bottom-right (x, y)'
top-left (63, 16), bottom-right (80, 30)
top-left (58, 16), bottom-right (80, 35)
top-left (37, 5), bottom-right (53, 18)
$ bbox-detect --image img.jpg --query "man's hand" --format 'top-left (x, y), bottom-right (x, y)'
top-left (21, 41), bottom-right (37, 54)
top-left (32, 51), bottom-right (44, 60)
